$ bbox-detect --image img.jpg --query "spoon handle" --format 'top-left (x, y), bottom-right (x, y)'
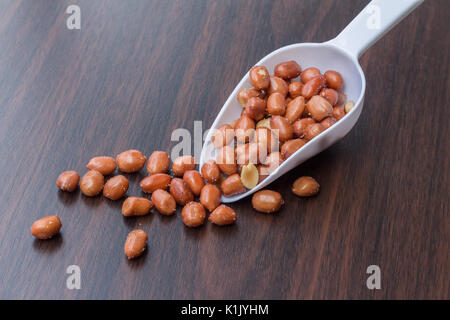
top-left (329, 0), bottom-right (423, 58)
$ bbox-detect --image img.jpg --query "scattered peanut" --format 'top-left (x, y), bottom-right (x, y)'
top-left (86, 156), bottom-right (116, 175)
top-left (103, 175), bottom-right (129, 200)
top-left (122, 197), bottom-right (153, 216)
top-left (147, 151), bottom-right (170, 175)
top-left (251, 190), bottom-right (284, 213)
top-left (170, 178), bottom-right (194, 205)
top-left (209, 205), bottom-right (237, 226)
top-left (183, 170), bottom-right (205, 196)
top-left (124, 229), bottom-right (147, 259)
top-left (151, 189), bottom-right (176, 215)
top-left (201, 160), bottom-right (221, 183)
top-left (80, 170), bottom-right (104, 196)
top-left (172, 155), bottom-right (195, 176)
top-left (30, 215), bottom-right (62, 239)
top-left (116, 150), bottom-right (147, 173)
top-left (292, 176), bottom-right (320, 197)
top-left (181, 202), bottom-right (206, 227)
top-left (200, 184), bottom-right (221, 212)
top-left (140, 173), bottom-right (171, 193)
top-left (56, 170), bottom-right (79, 192)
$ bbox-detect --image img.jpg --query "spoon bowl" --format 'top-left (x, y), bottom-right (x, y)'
top-left (199, 0), bottom-right (423, 203)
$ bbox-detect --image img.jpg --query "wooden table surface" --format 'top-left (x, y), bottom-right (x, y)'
top-left (0, 0), bottom-right (448, 300)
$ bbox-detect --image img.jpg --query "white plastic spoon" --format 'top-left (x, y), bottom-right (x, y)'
top-left (199, 0), bottom-right (423, 203)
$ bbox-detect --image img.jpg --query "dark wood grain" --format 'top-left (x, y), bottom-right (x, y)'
top-left (0, 0), bottom-right (448, 300)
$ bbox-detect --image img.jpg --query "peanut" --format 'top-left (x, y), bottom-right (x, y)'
top-left (116, 150), bottom-right (147, 173)
top-left (30, 215), bottom-right (62, 239)
top-left (209, 205), bottom-right (237, 226)
top-left (292, 176), bottom-right (320, 196)
top-left (103, 175), bottom-right (129, 200)
top-left (56, 170), bottom-right (79, 192)
top-left (200, 184), bottom-right (221, 212)
top-left (251, 190), bottom-right (284, 213)
top-left (122, 197), bottom-right (153, 216)
top-left (172, 155), bottom-right (195, 176)
top-left (140, 173), bottom-right (171, 193)
top-left (181, 202), bottom-right (206, 227)
top-left (80, 170), bottom-right (104, 196)
top-left (170, 178), bottom-right (194, 205)
top-left (147, 151), bottom-right (170, 175)
top-left (151, 189), bottom-right (176, 215)
top-left (124, 229), bottom-right (147, 259)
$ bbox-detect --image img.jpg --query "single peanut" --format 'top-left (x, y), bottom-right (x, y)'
top-left (172, 155), bottom-right (195, 176)
top-left (151, 189), bottom-right (176, 215)
top-left (240, 163), bottom-right (259, 189)
top-left (270, 116), bottom-right (293, 142)
top-left (306, 95), bottom-right (333, 121)
top-left (256, 118), bottom-right (271, 129)
top-left (324, 70), bottom-right (344, 90)
top-left (30, 215), bottom-right (62, 239)
top-left (237, 88), bottom-right (265, 107)
top-left (235, 142), bottom-right (264, 166)
top-left (301, 75), bottom-right (326, 99)
top-left (267, 92), bottom-right (286, 116)
top-left (103, 175), bottom-right (129, 200)
top-left (116, 150), bottom-right (147, 173)
top-left (140, 173), bottom-right (171, 193)
top-left (320, 117), bottom-right (336, 129)
top-left (285, 96), bottom-right (305, 123)
top-left (301, 67), bottom-right (321, 83)
top-left (292, 118), bottom-right (315, 139)
top-left (80, 170), bottom-right (104, 196)
top-left (200, 184), bottom-right (221, 212)
top-left (122, 197), bottom-right (153, 216)
top-left (336, 91), bottom-right (347, 107)
top-left (221, 173), bottom-right (246, 196)
top-left (56, 170), bottom-right (79, 192)
top-left (292, 176), bottom-right (320, 196)
top-left (181, 202), bottom-right (206, 227)
top-left (274, 61), bottom-right (302, 79)
top-left (124, 229), bottom-right (147, 259)
top-left (249, 66), bottom-right (270, 90)
top-left (319, 88), bottom-right (339, 106)
top-left (280, 139), bottom-right (306, 159)
top-left (344, 100), bottom-right (355, 113)
top-left (209, 205), bottom-right (237, 226)
top-left (288, 81), bottom-right (304, 98)
top-left (183, 170), bottom-right (205, 196)
top-left (234, 115), bottom-right (255, 144)
top-left (201, 160), bottom-right (221, 183)
top-left (267, 76), bottom-right (288, 96)
top-left (304, 123), bottom-right (325, 141)
top-left (251, 190), bottom-right (284, 213)
top-left (262, 151), bottom-right (283, 173)
top-left (86, 156), bottom-right (116, 175)
top-left (147, 151), bottom-right (170, 175)
top-left (170, 178), bottom-right (194, 205)
top-left (243, 97), bottom-right (266, 121)
top-left (332, 106), bottom-right (346, 120)
top-left (212, 124), bottom-right (235, 148)
top-left (254, 127), bottom-right (278, 154)
top-left (216, 146), bottom-right (237, 175)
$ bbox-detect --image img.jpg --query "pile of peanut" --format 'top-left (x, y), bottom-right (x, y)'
top-left (31, 60), bottom-right (347, 259)
top-left (211, 60), bottom-right (352, 195)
